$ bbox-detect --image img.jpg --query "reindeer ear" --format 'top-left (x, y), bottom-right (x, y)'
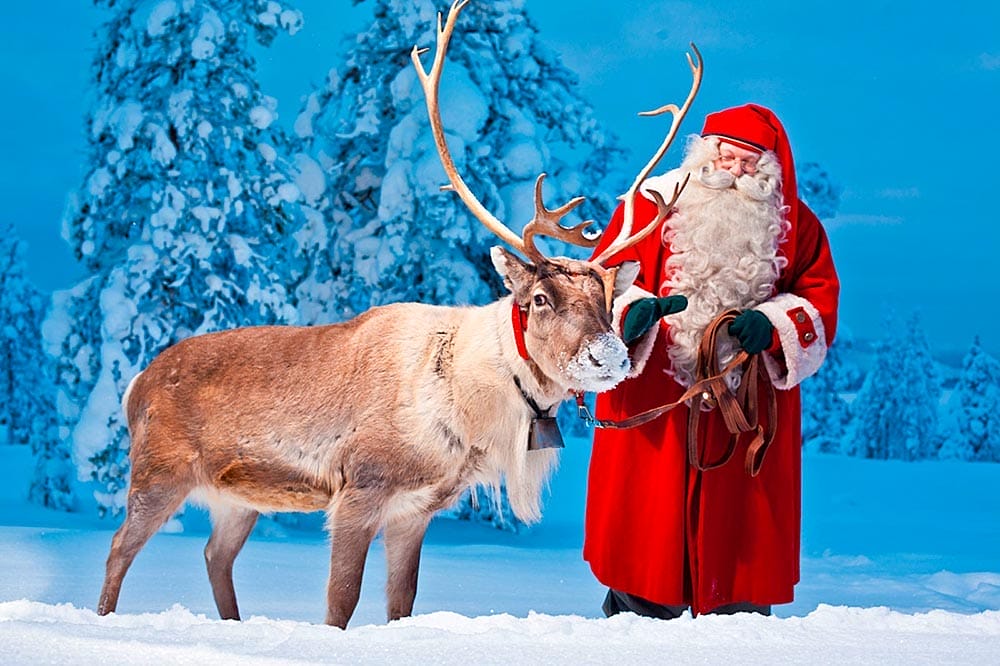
top-left (491, 246), bottom-right (534, 301)
top-left (611, 261), bottom-right (641, 298)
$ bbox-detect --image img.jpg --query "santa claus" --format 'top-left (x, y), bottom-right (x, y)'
top-left (584, 104), bottom-right (840, 618)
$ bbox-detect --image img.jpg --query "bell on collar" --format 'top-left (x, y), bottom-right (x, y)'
top-left (528, 416), bottom-right (565, 450)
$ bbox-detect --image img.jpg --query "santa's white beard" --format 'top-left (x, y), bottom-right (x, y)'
top-left (658, 149), bottom-right (789, 388)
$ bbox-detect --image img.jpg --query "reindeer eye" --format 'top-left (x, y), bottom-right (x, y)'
top-left (533, 293), bottom-right (548, 308)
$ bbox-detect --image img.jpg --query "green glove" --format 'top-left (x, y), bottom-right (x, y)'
top-left (728, 309), bottom-right (774, 354)
top-left (622, 296), bottom-right (688, 343)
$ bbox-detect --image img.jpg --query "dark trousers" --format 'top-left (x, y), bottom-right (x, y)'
top-left (602, 588), bottom-right (771, 619)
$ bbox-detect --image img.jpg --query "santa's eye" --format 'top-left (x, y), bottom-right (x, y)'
top-left (533, 293), bottom-right (549, 308)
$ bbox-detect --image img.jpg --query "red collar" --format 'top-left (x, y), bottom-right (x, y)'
top-left (511, 302), bottom-right (530, 360)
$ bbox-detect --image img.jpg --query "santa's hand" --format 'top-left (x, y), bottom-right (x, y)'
top-left (622, 296), bottom-right (688, 343)
top-left (729, 309), bottom-right (774, 354)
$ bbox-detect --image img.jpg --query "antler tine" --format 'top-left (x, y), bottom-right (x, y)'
top-left (614, 173), bottom-right (691, 253)
top-left (521, 174), bottom-right (599, 263)
top-left (592, 43), bottom-right (703, 266)
top-left (410, 0), bottom-right (526, 253)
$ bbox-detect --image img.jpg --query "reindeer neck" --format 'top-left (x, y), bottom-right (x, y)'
top-left (492, 296), bottom-right (567, 412)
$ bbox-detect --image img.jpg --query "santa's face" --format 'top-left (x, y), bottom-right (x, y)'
top-left (714, 141), bottom-right (761, 177)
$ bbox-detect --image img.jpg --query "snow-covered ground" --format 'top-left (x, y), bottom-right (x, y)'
top-left (1, 444), bottom-right (999, 663)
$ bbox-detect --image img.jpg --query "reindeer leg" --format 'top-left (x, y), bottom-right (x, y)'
top-left (204, 503), bottom-right (259, 621)
top-left (324, 490), bottom-right (380, 628)
top-left (383, 513), bottom-right (432, 622)
top-left (97, 482), bottom-right (189, 615)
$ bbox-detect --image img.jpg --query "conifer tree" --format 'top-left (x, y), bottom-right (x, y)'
top-left (842, 336), bottom-right (896, 459)
top-left (842, 312), bottom-right (940, 460)
top-left (797, 161), bottom-right (841, 220)
top-left (894, 312), bottom-right (940, 460)
top-left (801, 330), bottom-right (856, 454)
top-left (0, 227), bottom-right (41, 449)
top-left (940, 337), bottom-right (1000, 462)
top-left (293, 0), bottom-right (628, 324)
top-left (0, 226), bottom-right (73, 509)
top-left (47, 0), bottom-right (305, 516)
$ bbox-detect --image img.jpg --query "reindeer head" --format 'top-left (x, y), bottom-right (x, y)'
top-left (412, 0), bottom-right (702, 392)
top-left (491, 247), bottom-right (639, 392)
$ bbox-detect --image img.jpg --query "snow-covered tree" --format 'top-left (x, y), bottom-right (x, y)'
top-left (801, 329), bottom-right (857, 454)
top-left (47, 0), bottom-right (305, 517)
top-left (940, 337), bottom-right (1000, 462)
top-left (798, 161), bottom-right (841, 220)
top-left (293, 0), bottom-right (629, 325)
top-left (842, 337), bottom-right (892, 459)
top-left (0, 227), bottom-right (45, 449)
top-left (895, 312), bottom-right (940, 460)
top-left (0, 226), bottom-right (73, 509)
top-left (842, 312), bottom-right (940, 461)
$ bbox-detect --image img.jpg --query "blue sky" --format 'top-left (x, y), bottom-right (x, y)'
top-left (2, 1), bottom-right (998, 357)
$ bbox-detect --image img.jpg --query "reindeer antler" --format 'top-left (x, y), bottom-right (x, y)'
top-left (411, 0), bottom-right (598, 263)
top-left (413, 1), bottom-right (702, 267)
top-left (590, 44), bottom-right (703, 266)
top-left (520, 174), bottom-right (600, 262)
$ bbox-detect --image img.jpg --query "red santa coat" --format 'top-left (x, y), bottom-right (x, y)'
top-left (583, 191), bottom-right (840, 615)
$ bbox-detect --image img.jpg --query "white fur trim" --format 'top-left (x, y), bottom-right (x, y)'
top-left (612, 284), bottom-right (658, 377)
top-left (755, 293), bottom-right (828, 390)
top-left (640, 169), bottom-right (692, 204)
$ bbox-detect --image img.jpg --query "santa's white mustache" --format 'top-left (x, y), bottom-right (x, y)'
top-left (698, 167), bottom-right (738, 189)
top-left (697, 167), bottom-right (776, 201)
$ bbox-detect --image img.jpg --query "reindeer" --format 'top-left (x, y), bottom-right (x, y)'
top-left (96, 0), bottom-right (702, 629)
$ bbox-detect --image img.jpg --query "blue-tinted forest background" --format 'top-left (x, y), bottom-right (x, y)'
top-left (1, 0), bottom-right (998, 517)
top-left (6, 1), bottom-right (998, 356)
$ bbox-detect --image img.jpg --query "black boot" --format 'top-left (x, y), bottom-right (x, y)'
top-left (602, 588), bottom-right (688, 620)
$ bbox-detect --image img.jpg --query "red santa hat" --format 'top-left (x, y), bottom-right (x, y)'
top-left (701, 104), bottom-right (798, 225)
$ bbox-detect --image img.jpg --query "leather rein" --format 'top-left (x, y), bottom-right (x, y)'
top-left (577, 309), bottom-right (778, 476)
